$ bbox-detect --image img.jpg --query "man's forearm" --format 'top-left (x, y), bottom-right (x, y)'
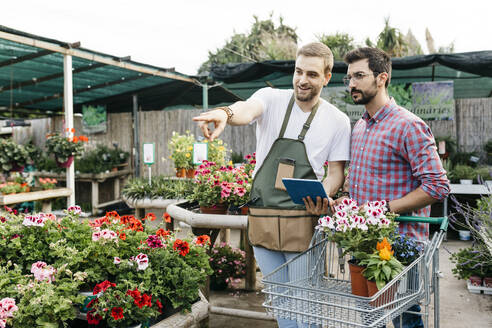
top-left (322, 161), bottom-right (346, 197)
top-left (227, 99), bottom-right (263, 126)
top-left (388, 187), bottom-right (437, 214)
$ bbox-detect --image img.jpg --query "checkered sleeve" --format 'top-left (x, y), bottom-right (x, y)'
top-left (400, 120), bottom-right (450, 200)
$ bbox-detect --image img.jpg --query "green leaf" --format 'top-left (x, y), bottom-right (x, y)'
top-left (382, 265), bottom-right (391, 280)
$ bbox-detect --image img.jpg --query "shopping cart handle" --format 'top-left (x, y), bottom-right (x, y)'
top-left (396, 216), bottom-right (448, 232)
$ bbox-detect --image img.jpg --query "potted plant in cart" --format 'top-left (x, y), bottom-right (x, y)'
top-left (317, 199), bottom-right (398, 296)
top-left (45, 129), bottom-right (88, 167)
top-left (359, 238), bottom-right (404, 305)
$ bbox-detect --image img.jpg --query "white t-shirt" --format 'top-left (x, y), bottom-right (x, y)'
top-left (250, 87), bottom-right (351, 179)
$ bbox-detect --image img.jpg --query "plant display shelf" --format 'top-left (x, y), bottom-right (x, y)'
top-left (34, 169), bottom-right (132, 215)
top-left (0, 187), bottom-right (72, 212)
top-left (467, 281), bottom-right (492, 295)
top-left (166, 201), bottom-right (256, 292)
top-left (122, 196), bottom-right (184, 221)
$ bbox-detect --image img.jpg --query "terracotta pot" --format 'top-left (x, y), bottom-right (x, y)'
top-left (469, 275), bottom-right (483, 287)
top-left (55, 156), bottom-right (74, 168)
top-left (367, 280), bottom-right (399, 307)
top-left (348, 260), bottom-right (369, 297)
top-left (200, 204), bottom-right (228, 214)
top-left (483, 277), bottom-right (492, 288)
top-left (186, 168), bottom-right (196, 178)
top-left (111, 167), bottom-right (118, 172)
top-left (240, 206), bottom-right (249, 215)
top-left (175, 167), bottom-right (186, 177)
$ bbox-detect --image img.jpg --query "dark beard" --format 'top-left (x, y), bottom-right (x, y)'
top-left (351, 88), bottom-right (377, 105)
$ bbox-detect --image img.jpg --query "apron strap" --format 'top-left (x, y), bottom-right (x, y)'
top-left (298, 101), bottom-right (320, 141)
top-left (278, 93), bottom-right (321, 140)
top-left (278, 94), bottom-right (295, 139)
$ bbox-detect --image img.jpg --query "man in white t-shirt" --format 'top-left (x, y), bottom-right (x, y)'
top-left (193, 42), bottom-right (350, 328)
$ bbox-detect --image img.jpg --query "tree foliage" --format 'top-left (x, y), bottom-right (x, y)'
top-left (317, 32), bottom-right (356, 60)
top-left (199, 14), bottom-right (298, 73)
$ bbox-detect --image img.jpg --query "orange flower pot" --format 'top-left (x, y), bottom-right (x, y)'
top-left (175, 168), bottom-right (186, 178)
top-left (240, 206), bottom-right (249, 215)
top-left (348, 261), bottom-right (369, 297)
top-left (367, 280), bottom-right (399, 307)
top-left (186, 168), bottom-right (196, 178)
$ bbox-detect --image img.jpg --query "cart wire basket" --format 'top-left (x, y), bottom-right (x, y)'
top-left (262, 216), bottom-right (448, 328)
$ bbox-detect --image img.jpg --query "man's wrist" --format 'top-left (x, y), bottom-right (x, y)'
top-left (217, 106), bottom-right (233, 123)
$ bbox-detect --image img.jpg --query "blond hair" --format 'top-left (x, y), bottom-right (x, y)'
top-left (296, 42), bottom-right (334, 74)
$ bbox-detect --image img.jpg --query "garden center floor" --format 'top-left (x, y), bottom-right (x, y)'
top-left (202, 230), bottom-right (492, 328)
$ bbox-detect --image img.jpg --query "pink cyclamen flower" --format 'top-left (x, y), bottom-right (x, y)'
top-left (114, 257), bottom-right (121, 265)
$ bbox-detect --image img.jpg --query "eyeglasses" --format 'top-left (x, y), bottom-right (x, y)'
top-left (342, 71), bottom-right (380, 86)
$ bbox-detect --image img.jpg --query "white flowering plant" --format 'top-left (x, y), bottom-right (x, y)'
top-left (316, 198), bottom-right (399, 262)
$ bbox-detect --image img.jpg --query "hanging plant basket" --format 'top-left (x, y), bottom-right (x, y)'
top-left (55, 156), bottom-right (74, 168)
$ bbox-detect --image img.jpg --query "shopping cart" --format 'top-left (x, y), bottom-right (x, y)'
top-left (262, 216), bottom-right (448, 328)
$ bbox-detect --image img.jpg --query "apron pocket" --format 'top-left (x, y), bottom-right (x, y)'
top-left (274, 158), bottom-right (295, 190)
top-left (279, 216), bottom-right (318, 252)
top-left (248, 215), bottom-right (280, 250)
top-left (248, 207), bottom-right (316, 252)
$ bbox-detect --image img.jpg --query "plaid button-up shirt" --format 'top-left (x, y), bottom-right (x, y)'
top-left (348, 98), bottom-right (450, 240)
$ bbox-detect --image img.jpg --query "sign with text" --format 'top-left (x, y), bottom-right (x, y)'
top-left (411, 81), bottom-right (454, 120)
top-left (193, 143), bottom-right (208, 164)
top-left (143, 143), bottom-right (155, 165)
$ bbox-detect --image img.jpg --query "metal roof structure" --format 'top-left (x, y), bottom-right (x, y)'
top-left (0, 25), bottom-right (240, 116)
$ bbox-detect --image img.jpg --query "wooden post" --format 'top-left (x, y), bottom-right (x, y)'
top-left (219, 228), bottom-right (230, 244)
top-left (41, 200), bottom-right (52, 213)
top-left (114, 177), bottom-right (120, 199)
top-left (91, 181), bottom-right (98, 215)
top-left (241, 230), bottom-right (256, 291)
top-left (64, 54), bottom-right (75, 206)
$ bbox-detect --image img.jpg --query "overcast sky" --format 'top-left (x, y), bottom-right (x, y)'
top-left (2, 0), bottom-right (491, 75)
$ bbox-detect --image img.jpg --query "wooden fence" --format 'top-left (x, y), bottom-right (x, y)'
top-left (14, 97), bottom-right (491, 177)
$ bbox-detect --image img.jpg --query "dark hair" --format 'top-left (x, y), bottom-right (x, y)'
top-left (297, 42), bottom-right (334, 74)
top-left (344, 47), bottom-right (392, 87)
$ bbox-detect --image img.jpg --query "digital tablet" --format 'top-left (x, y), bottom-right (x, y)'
top-left (282, 178), bottom-right (328, 205)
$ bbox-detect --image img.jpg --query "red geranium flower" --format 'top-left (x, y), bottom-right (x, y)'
top-left (119, 232), bottom-right (127, 240)
top-left (144, 212), bottom-right (157, 221)
top-left (156, 299), bottom-right (163, 313)
top-left (93, 280), bottom-right (116, 295)
top-left (173, 239), bottom-right (190, 256)
top-left (126, 287), bottom-right (141, 302)
top-left (156, 228), bottom-right (170, 238)
top-left (111, 307), bottom-right (124, 320)
top-left (196, 235), bottom-right (210, 246)
top-left (87, 311), bottom-right (102, 325)
top-left (163, 212), bottom-right (172, 223)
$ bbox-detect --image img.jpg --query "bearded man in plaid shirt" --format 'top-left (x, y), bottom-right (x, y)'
top-left (305, 47), bottom-right (449, 328)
